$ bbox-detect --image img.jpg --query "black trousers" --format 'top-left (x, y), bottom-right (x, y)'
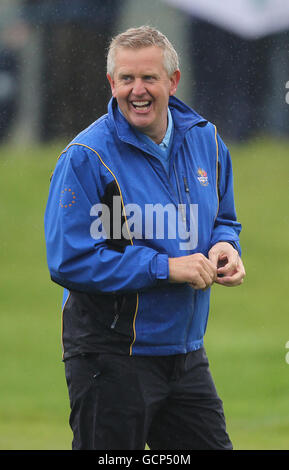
top-left (64, 347), bottom-right (233, 450)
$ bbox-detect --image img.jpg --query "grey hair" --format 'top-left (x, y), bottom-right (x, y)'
top-left (106, 25), bottom-right (179, 77)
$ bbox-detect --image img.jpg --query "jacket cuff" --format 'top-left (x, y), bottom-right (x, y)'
top-left (155, 253), bottom-right (169, 280)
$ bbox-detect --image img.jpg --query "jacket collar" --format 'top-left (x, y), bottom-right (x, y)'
top-left (168, 95), bottom-right (207, 130)
top-left (107, 95), bottom-right (207, 151)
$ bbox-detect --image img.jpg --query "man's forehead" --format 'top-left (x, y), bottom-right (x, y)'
top-left (115, 44), bottom-right (163, 54)
top-left (113, 46), bottom-right (166, 74)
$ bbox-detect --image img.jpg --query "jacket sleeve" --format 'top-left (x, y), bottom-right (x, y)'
top-left (209, 134), bottom-right (242, 255)
top-left (44, 145), bottom-right (169, 294)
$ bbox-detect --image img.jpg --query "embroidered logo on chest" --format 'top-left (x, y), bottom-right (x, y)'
top-left (197, 168), bottom-right (209, 186)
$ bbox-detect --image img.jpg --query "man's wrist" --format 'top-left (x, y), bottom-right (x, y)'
top-left (210, 240), bottom-right (240, 256)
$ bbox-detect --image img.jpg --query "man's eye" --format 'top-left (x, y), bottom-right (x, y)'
top-left (122, 76), bottom-right (133, 82)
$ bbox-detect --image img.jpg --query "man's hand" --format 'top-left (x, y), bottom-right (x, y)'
top-left (208, 242), bottom-right (246, 287)
top-left (168, 253), bottom-right (217, 290)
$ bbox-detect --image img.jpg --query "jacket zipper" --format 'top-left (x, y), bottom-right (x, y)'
top-left (111, 295), bottom-right (125, 329)
top-left (110, 299), bottom-right (119, 329)
top-left (164, 164), bottom-right (197, 350)
top-left (183, 175), bottom-right (192, 205)
top-left (183, 174), bottom-right (197, 348)
top-left (173, 162), bottom-right (186, 224)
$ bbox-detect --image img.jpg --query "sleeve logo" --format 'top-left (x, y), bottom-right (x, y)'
top-left (60, 188), bottom-right (76, 208)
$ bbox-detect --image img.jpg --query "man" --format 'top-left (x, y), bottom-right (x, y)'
top-left (44, 26), bottom-right (245, 450)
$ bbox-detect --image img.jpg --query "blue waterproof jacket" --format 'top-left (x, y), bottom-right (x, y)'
top-left (44, 96), bottom-right (242, 359)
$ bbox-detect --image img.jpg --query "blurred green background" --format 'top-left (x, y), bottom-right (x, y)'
top-left (1, 0), bottom-right (289, 452)
top-left (0, 137), bottom-right (288, 450)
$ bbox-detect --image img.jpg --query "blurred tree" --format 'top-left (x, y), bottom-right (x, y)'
top-left (22, 0), bottom-right (125, 141)
top-left (0, 47), bottom-right (19, 141)
top-left (190, 19), bottom-right (271, 141)
top-left (190, 18), bottom-right (289, 142)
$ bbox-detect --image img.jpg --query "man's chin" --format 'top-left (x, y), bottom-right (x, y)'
top-left (129, 116), bottom-right (153, 132)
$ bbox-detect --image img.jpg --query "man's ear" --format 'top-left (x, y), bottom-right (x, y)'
top-left (107, 73), bottom-right (116, 97)
top-left (169, 70), bottom-right (181, 96)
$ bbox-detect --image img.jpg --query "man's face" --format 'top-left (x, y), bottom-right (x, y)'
top-left (107, 46), bottom-right (180, 144)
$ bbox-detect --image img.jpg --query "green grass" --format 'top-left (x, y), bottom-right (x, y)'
top-left (205, 136), bottom-right (289, 450)
top-left (0, 142), bottom-right (72, 450)
top-left (0, 137), bottom-right (289, 450)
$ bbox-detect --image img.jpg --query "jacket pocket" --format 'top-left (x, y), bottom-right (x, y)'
top-left (81, 291), bottom-right (137, 339)
top-left (109, 293), bottom-right (138, 338)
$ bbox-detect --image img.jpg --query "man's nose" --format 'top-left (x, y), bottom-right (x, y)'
top-left (131, 79), bottom-right (146, 96)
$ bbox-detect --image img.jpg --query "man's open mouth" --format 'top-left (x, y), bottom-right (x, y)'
top-left (131, 101), bottom-right (152, 111)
